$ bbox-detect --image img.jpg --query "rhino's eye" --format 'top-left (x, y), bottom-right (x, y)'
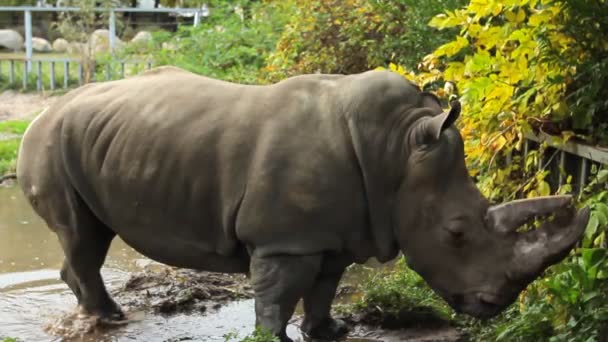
top-left (445, 225), bottom-right (465, 246)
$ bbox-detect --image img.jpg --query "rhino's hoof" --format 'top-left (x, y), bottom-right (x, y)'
top-left (78, 304), bottom-right (125, 321)
top-left (301, 317), bottom-right (349, 340)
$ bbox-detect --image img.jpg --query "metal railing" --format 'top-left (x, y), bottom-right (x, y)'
top-left (523, 132), bottom-right (608, 194)
top-left (0, 56), bottom-right (154, 91)
top-left (0, 6), bottom-right (205, 72)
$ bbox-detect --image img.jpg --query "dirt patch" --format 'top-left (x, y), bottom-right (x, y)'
top-left (336, 307), bottom-right (464, 342)
top-left (114, 266), bottom-right (253, 314)
top-left (0, 90), bottom-right (59, 121)
top-left (44, 266), bottom-right (463, 342)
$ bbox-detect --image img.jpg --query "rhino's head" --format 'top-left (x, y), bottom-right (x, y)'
top-left (396, 99), bottom-right (589, 319)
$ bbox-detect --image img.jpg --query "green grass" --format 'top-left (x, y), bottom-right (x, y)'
top-left (0, 119), bottom-right (31, 176)
top-left (0, 120), bottom-right (29, 135)
top-left (354, 257), bottom-right (453, 320)
top-left (0, 138), bottom-right (21, 175)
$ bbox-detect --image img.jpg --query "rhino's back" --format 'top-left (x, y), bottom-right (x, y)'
top-left (20, 67), bottom-right (368, 262)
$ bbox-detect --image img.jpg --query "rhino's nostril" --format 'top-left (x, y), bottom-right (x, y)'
top-left (477, 293), bottom-right (502, 308)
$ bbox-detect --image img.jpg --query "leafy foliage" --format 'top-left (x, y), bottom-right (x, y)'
top-left (356, 257), bottom-right (452, 320)
top-left (262, 0), bottom-right (466, 82)
top-left (115, 0), bottom-right (293, 84)
top-left (222, 327), bottom-right (280, 342)
top-left (370, 0), bottom-right (608, 339)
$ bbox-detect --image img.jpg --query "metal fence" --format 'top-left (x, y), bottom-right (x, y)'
top-left (0, 56), bottom-right (154, 90)
top-left (522, 132), bottom-right (608, 195)
top-left (0, 6), bottom-right (204, 72)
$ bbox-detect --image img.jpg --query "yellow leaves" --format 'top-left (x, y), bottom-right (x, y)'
top-left (498, 56), bottom-right (528, 84)
top-left (388, 62), bottom-right (406, 76)
top-left (492, 135), bottom-right (508, 152)
top-left (428, 9), bottom-right (468, 30)
top-left (396, 0), bottom-right (577, 203)
top-left (444, 62), bottom-right (465, 82)
top-left (469, 0), bottom-right (504, 19)
top-left (434, 36), bottom-right (470, 57)
top-left (464, 50), bottom-right (493, 75)
top-left (505, 8), bottom-right (526, 23)
top-left (475, 26), bottom-right (504, 50)
top-left (528, 8), bottom-right (556, 27)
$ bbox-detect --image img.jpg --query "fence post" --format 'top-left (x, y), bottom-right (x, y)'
top-left (579, 158), bottom-right (588, 194)
top-left (109, 9), bottom-right (116, 53)
top-left (36, 60), bottom-right (42, 91)
top-left (22, 61), bottom-right (27, 89)
top-left (558, 150), bottom-right (566, 187)
top-left (24, 10), bottom-right (33, 73)
top-left (50, 61), bottom-right (55, 90)
top-left (64, 61), bottom-right (69, 88)
top-left (9, 60), bottom-right (15, 84)
top-left (193, 11), bottom-right (200, 26)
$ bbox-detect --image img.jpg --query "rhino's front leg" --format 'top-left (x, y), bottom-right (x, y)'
top-left (250, 254), bottom-right (322, 342)
top-left (301, 267), bottom-right (350, 339)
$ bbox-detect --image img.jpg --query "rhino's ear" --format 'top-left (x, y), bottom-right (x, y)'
top-left (422, 100), bottom-right (461, 141)
top-left (420, 92), bottom-right (443, 111)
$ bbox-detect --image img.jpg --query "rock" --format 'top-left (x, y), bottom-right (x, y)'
top-left (0, 29), bottom-right (24, 51)
top-left (67, 41), bottom-right (86, 55)
top-left (52, 38), bottom-right (69, 53)
top-left (131, 31), bottom-right (152, 45)
top-left (31, 37), bottom-right (52, 52)
top-left (90, 29), bottom-right (124, 54)
top-left (162, 42), bottom-right (178, 51)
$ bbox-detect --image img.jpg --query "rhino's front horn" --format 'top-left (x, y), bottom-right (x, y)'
top-left (486, 195), bottom-right (573, 234)
top-left (510, 206), bottom-right (589, 282)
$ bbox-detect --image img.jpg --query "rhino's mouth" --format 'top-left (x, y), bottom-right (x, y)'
top-left (450, 292), bottom-right (514, 319)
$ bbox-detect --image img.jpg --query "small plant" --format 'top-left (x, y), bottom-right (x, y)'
top-left (2, 338), bottom-right (20, 342)
top-left (222, 327), bottom-right (280, 342)
top-left (355, 257), bottom-right (452, 320)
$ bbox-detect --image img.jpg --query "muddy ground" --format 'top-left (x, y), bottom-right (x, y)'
top-left (44, 265), bottom-right (463, 342)
top-left (0, 90), bottom-right (60, 121)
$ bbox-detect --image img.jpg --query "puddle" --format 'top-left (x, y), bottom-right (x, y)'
top-left (0, 185), bottom-right (462, 341)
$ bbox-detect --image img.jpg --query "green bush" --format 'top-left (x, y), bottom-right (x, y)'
top-left (113, 0), bottom-right (294, 84)
top-left (262, 0), bottom-right (466, 82)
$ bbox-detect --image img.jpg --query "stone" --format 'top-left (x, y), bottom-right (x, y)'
top-left (90, 29), bottom-right (124, 54)
top-left (52, 38), bottom-right (70, 53)
top-left (31, 37), bottom-right (52, 52)
top-left (0, 29), bottom-right (24, 51)
top-left (131, 31), bottom-right (152, 45)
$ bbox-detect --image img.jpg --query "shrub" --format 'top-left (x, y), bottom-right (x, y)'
top-left (113, 0), bottom-right (294, 84)
top-left (371, 0), bottom-right (608, 339)
top-left (262, 0), bottom-right (466, 82)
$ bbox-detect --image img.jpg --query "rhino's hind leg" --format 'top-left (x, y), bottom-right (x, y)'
top-left (57, 216), bottom-right (123, 320)
top-left (36, 188), bottom-right (124, 321)
top-left (249, 254), bottom-right (322, 342)
top-left (60, 261), bottom-right (82, 303)
top-left (301, 269), bottom-right (349, 339)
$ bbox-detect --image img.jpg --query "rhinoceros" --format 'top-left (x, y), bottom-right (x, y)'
top-left (17, 66), bottom-right (589, 341)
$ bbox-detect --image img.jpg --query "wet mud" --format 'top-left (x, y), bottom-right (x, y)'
top-left (42, 265), bottom-right (463, 342)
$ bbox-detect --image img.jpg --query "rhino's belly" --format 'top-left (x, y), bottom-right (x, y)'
top-left (74, 171), bottom-right (246, 272)
top-left (116, 226), bottom-right (250, 273)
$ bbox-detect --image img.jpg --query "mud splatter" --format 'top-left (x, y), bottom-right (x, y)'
top-left (114, 266), bottom-right (253, 314)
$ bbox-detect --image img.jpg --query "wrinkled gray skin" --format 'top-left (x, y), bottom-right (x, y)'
top-left (17, 67), bottom-right (589, 341)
